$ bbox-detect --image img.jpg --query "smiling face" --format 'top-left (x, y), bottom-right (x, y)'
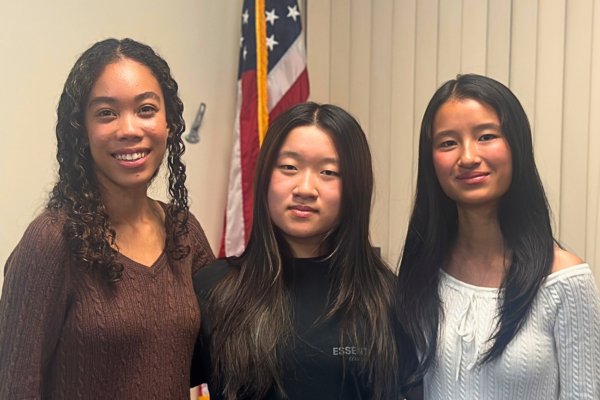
top-left (84, 58), bottom-right (168, 193)
top-left (432, 98), bottom-right (513, 208)
top-left (267, 125), bottom-right (342, 256)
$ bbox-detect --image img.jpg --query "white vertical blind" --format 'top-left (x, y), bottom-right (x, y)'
top-left (437, 0), bottom-right (462, 86)
top-left (534, 0), bottom-right (566, 228)
top-left (486, 0), bottom-right (511, 85)
top-left (587, 0), bottom-right (600, 275)
top-left (306, 0), bottom-right (332, 103)
top-left (560, 0), bottom-right (594, 258)
top-left (389, 0), bottom-right (417, 265)
top-left (369, 0), bottom-right (394, 254)
top-left (510, 0), bottom-right (538, 134)
top-left (461, 0), bottom-right (487, 75)
top-left (330, 0), bottom-right (351, 108)
top-left (307, 0), bottom-right (600, 288)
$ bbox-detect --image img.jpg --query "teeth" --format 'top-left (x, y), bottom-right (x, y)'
top-left (114, 152), bottom-right (147, 161)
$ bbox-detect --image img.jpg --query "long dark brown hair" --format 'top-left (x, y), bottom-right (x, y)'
top-left (396, 74), bottom-right (555, 384)
top-left (208, 102), bottom-right (400, 399)
top-left (48, 38), bottom-right (190, 284)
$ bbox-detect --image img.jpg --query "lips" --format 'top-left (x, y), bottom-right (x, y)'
top-left (113, 151), bottom-right (147, 161)
top-left (456, 171), bottom-right (490, 184)
top-left (289, 205), bottom-right (317, 218)
top-left (111, 148), bottom-right (151, 168)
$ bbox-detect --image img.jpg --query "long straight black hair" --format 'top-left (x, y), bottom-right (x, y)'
top-left (208, 102), bottom-right (400, 400)
top-left (396, 74), bottom-right (555, 384)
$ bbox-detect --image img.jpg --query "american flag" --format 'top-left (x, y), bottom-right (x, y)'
top-left (219, 0), bottom-right (310, 257)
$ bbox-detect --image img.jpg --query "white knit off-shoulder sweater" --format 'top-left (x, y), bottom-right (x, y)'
top-left (425, 264), bottom-right (600, 400)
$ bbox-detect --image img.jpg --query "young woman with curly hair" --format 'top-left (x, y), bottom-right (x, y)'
top-left (0, 38), bottom-right (214, 399)
top-left (191, 102), bottom-right (418, 400)
top-left (396, 74), bottom-right (600, 399)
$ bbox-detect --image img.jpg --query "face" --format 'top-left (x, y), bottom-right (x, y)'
top-left (432, 98), bottom-right (512, 208)
top-left (84, 58), bottom-right (168, 193)
top-left (267, 125), bottom-right (342, 254)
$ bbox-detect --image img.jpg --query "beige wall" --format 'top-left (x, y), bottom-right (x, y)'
top-left (307, 0), bottom-right (600, 289)
top-left (0, 0), bottom-right (243, 293)
top-left (3, 1), bottom-right (599, 293)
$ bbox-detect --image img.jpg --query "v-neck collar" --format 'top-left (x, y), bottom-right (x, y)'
top-left (116, 200), bottom-right (170, 277)
top-left (117, 249), bottom-right (168, 277)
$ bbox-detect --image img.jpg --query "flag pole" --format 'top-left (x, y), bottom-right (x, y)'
top-left (255, 0), bottom-right (269, 146)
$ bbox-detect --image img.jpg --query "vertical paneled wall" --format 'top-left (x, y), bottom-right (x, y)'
top-left (307, 0), bottom-right (600, 288)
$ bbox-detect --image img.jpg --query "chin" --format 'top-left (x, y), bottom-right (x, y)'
top-left (284, 229), bottom-right (313, 238)
top-left (282, 227), bottom-right (321, 240)
top-left (456, 196), bottom-right (501, 207)
top-left (115, 178), bottom-right (154, 191)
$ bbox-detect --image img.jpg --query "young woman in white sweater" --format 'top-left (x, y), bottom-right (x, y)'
top-left (396, 74), bottom-right (600, 399)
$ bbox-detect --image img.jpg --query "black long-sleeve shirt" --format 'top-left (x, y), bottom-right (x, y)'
top-left (191, 257), bottom-right (374, 400)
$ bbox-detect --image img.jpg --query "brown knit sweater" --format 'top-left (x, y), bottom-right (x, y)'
top-left (0, 205), bottom-right (215, 400)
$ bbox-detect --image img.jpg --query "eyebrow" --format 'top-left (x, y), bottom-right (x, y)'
top-left (134, 91), bottom-right (161, 102)
top-left (87, 91), bottom-right (161, 109)
top-left (434, 123), bottom-right (501, 138)
top-left (474, 123), bottom-right (501, 132)
top-left (278, 150), bottom-right (339, 164)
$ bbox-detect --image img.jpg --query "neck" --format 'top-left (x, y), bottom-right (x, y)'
top-left (448, 201), bottom-right (509, 286)
top-left (99, 181), bottom-right (157, 227)
top-left (285, 236), bottom-right (326, 258)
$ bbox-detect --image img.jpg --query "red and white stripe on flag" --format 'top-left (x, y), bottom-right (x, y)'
top-left (219, 0), bottom-right (309, 257)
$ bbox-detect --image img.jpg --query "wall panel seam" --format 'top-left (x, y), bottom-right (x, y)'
top-left (589, 0), bottom-right (600, 264)
top-left (508, 0), bottom-right (514, 86)
top-left (558, 0), bottom-right (570, 239)
top-left (347, 3), bottom-right (352, 106)
top-left (388, 0), bottom-right (396, 256)
top-left (459, 0), bottom-right (464, 72)
top-left (412, 0), bottom-right (419, 178)
top-left (328, 0), bottom-right (333, 102)
top-left (585, 0), bottom-right (597, 259)
top-left (485, 0), bottom-right (489, 76)
top-left (437, 0), bottom-right (442, 75)
top-left (438, 0), bottom-right (443, 80)
top-left (532, 0), bottom-right (540, 146)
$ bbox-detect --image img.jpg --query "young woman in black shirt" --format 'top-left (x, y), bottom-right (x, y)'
top-left (191, 102), bottom-right (417, 399)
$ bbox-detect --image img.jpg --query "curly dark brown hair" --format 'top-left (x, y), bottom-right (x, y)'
top-left (48, 38), bottom-right (190, 284)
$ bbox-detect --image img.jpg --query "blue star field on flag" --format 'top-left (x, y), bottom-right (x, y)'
top-left (238, 0), bottom-right (303, 80)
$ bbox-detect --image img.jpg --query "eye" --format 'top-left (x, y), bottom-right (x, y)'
top-left (96, 109), bottom-right (115, 118)
top-left (278, 164), bottom-right (297, 171)
top-left (321, 170), bottom-right (339, 177)
top-left (139, 105), bottom-right (157, 115)
top-left (479, 133), bottom-right (497, 141)
top-left (439, 140), bottom-right (457, 148)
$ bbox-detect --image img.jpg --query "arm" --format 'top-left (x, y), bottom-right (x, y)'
top-left (554, 271), bottom-right (600, 399)
top-left (0, 215), bottom-right (69, 399)
top-left (188, 213), bottom-right (216, 275)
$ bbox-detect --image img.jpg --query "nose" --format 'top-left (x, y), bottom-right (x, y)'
top-left (116, 113), bottom-right (142, 141)
top-left (458, 139), bottom-right (481, 168)
top-left (292, 170), bottom-right (318, 199)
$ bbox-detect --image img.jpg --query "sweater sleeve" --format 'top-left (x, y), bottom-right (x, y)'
top-left (553, 271), bottom-right (600, 400)
top-left (0, 213), bottom-right (69, 399)
top-left (188, 212), bottom-right (216, 275)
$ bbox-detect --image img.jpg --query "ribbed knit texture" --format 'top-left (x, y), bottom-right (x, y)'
top-left (425, 264), bottom-right (600, 400)
top-left (0, 205), bottom-right (215, 400)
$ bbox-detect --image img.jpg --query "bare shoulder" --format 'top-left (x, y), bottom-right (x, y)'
top-left (552, 247), bottom-right (585, 274)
